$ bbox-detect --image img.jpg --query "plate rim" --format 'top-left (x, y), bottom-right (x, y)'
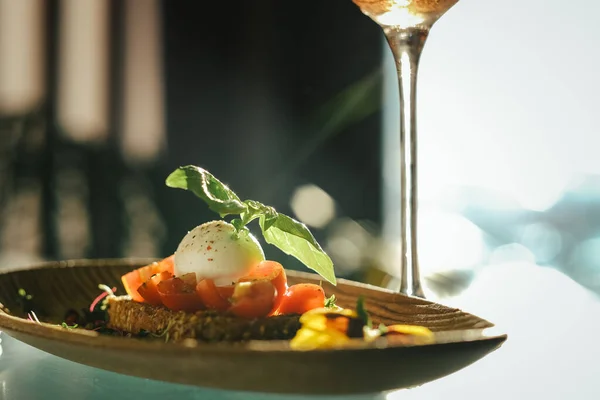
top-left (0, 258), bottom-right (508, 356)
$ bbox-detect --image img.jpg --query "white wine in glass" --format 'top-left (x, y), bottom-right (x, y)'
top-left (353, 0), bottom-right (457, 28)
top-left (352, 0), bottom-right (459, 297)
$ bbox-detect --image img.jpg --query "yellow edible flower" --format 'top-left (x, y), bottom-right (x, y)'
top-left (290, 307), bottom-right (359, 350)
top-left (379, 324), bottom-right (435, 345)
top-left (290, 306), bottom-right (435, 350)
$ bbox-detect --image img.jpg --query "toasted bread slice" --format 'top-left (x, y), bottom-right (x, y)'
top-left (106, 297), bottom-right (301, 343)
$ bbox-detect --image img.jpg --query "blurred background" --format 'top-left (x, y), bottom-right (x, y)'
top-left (2, 0), bottom-right (599, 301)
top-left (2, 0), bottom-right (600, 398)
top-left (0, 0), bottom-right (385, 277)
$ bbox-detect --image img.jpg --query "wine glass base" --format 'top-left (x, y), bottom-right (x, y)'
top-left (400, 283), bottom-right (426, 298)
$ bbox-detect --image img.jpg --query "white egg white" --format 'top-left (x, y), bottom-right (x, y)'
top-left (174, 221), bottom-right (265, 285)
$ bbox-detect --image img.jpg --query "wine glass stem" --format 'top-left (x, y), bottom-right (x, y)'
top-left (384, 27), bottom-right (429, 298)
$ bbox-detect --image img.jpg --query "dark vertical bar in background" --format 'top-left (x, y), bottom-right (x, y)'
top-left (41, 0), bottom-right (59, 260)
top-left (86, 0), bottom-right (125, 258)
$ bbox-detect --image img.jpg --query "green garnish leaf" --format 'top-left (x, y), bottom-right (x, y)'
top-left (166, 166), bottom-right (247, 217)
top-left (151, 320), bottom-right (174, 343)
top-left (166, 165), bottom-right (337, 285)
top-left (60, 322), bottom-right (78, 329)
top-left (324, 294), bottom-right (337, 308)
top-left (18, 288), bottom-right (33, 300)
top-left (230, 218), bottom-right (246, 231)
top-left (241, 200), bottom-right (277, 229)
top-left (259, 213), bottom-right (336, 285)
top-left (356, 296), bottom-right (371, 328)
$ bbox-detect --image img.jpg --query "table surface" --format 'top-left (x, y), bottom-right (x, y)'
top-left (2, 262), bottom-right (599, 400)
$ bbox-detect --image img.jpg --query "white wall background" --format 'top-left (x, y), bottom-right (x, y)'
top-left (380, 1), bottom-right (600, 398)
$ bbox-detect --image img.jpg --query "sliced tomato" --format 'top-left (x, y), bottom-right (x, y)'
top-left (121, 255), bottom-right (175, 302)
top-left (137, 271), bottom-right (173, 306)
top-left (157, 276), bottom-right (204, 312)
top-left (196, 279), bottom-right (232, 312)
top-left (180, 272), bottom-right (197, 288)
top-left (228, 280), bottom-right (276, 319)
top-left (138, 255), bottom-right (176, 282)
top-left (216, 284), bottom-right (235, 299)
top-left (239, 261), bottom-right (287, 315)
top-left (160, 291), bottom-right (204, 313)
top-left (277, 283), bottom-right (325, 315)
top-left (159, 254), bottom-right (175, 273)
top-left (137, 265), bottom-right (156, 283)
top-left (121, 269), bottom-right (146, 302)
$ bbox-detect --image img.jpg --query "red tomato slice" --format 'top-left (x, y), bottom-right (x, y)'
top-left (277, 283), bottom-right (325, 315)
top-left (180, 272), bottom-right (197, 288)
top-left (216, 284), bottom-right (235, 299)
top-left (196, 279), bottom-right (232, 312)
top-left (137, 265), bottom-right (156, 283)
top-left (157, 277), bottom-right (204, 312)
top-left (121, 255), bottom-right (176, 302)
top-left (239, 261), bottom-right (287, 315)
top-left (121, 270), bottom-right (145, 302)
top-left (137, 271), bottom-right (173, 306)
top-left (138, 255), bottom-right (176, 282)
top-left (228, 280), bottom-right (276, 319)
top-left (160, 291), bottom-right (204, 313)
top-left (159, 255), bottom-right (175, 274)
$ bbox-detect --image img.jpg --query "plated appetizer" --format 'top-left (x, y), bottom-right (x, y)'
top-left (20, 165), bottom-right (432, 349)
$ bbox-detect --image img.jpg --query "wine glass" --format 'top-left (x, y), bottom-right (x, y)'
top-left (352, 0), bottom-right (459, 298)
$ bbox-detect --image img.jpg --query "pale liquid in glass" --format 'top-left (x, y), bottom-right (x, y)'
top-left (353, 0), bottom-right (458, 28)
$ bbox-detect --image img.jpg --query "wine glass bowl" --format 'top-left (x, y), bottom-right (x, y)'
top-left (353, 0), bottom-right (458, 29)
top-left (352, 0), bottom-right (460, 297)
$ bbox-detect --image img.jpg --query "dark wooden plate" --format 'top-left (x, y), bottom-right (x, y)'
top-left (0, 259), bottom-right (506, 395)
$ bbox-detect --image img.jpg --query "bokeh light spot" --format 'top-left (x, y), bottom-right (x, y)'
top-left (290, 184), bottom-right (335, 229)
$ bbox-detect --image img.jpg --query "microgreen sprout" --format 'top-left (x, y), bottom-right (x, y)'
top-left (27, 311), bottom-right (41, 324)
top-left (90, 285), bottom-right (117, 312)
top-left (150, 320), bottom-right (174, 343)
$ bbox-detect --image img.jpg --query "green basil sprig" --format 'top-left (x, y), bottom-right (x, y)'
top-left (166, 165), bottom-right (336, 285)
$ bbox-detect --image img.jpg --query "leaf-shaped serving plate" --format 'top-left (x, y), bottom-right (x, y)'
top-left (0, 259), bottom-right (506, 395)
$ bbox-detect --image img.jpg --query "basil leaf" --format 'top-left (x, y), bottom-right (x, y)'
top-left (259, 213), bottom-right (336, 285)
top-left (166, 165), bottom-right (337, 285)
top-left (166, 166), bottom-right (247, 217)
top-left (242, 200), bottom-right (277, 230)
top-left (230, 218), bottom-right (245, 231)
top-left (261, 213), bottom-right (278, 232)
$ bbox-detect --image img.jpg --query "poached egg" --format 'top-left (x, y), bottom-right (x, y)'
top-left (174, 221), bottom-right (264, 285)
